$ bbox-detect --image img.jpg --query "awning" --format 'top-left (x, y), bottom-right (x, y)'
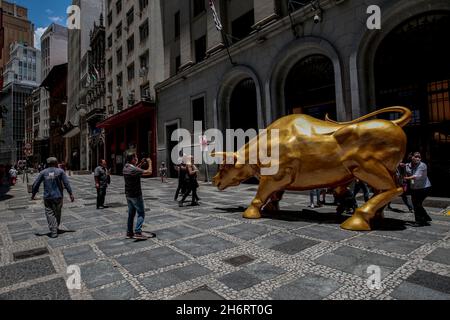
top-left (97, 101), bottom-right (155, 129)
top-left (63, 126), bottom-right (80, 138)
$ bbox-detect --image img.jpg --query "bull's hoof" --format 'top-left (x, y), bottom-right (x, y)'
top-left (341, 214), bottom-right (371, 231)
top-left (243, 206), bottom-right (262, 219)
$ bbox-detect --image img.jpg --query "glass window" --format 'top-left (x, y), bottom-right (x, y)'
top-left (127, 35), bottom-right (134, 54)
top-left (139, 20), bottom-right (149, 42)
top-left (116, 0), bottom-right (122, 14)
top-left (193, 0), bottom-right (206, 17)
top-left (116, 22), bottom-right (122, 38)
top-left (127, 63), bottom-right (135, 81)
top-left (174, 11), bottom-right (180, 38)
top-left (127, 7), bottom-right (134, 26)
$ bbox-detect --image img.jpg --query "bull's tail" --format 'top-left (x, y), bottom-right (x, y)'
top-left (325, 106), bottom-right (412, 128)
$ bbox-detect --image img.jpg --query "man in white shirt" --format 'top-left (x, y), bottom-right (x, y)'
top-left (405, 152), bottom-right (432, 226)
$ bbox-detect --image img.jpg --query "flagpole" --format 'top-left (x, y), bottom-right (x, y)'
top-left (221, 30), bottom-right (236, 66)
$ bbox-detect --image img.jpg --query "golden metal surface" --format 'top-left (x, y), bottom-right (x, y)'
top-left (212, 107), bottom-right (412, 231)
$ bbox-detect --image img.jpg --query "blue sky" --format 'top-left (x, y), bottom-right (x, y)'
top-left (13, 0), bottom-right (72, 49)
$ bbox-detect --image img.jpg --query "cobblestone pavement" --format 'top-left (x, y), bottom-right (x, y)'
top-left (0, 174), bottom-right (449, 300)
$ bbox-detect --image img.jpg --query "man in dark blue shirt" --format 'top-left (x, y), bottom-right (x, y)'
top-left (32, 157), bottom-right (75, 238)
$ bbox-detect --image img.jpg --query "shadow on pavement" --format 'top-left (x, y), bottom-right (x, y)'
top-left (34, 229), bottom-right (76, 237)
top-left (215, 206), bottom-right (407, 231)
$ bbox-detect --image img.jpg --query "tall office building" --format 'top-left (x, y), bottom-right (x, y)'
top-left (65, 0), bottom-right (103, 171)
top-left (0, 42), bottom-right (40, 164)
top-left (0, 0), bottom-right (34, 89)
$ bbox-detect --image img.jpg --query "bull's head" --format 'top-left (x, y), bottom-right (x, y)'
top-left (211, 152), bottom-right (255, 191)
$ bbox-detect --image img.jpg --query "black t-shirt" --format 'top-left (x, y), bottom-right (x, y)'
top-left (123, 163), bottom-right (144, 198)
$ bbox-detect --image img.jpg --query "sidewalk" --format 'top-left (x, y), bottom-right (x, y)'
top-left (0, 175), bottom-right (449, 300)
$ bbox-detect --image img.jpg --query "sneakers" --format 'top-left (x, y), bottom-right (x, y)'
top-left (126, 233), bottom-right (134, 239)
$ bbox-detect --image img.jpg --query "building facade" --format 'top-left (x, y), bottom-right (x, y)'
top-left (41, 63), bottom-right (68, 164)
top-left (0, 42), bottom-right (40, 164)
top-left (0, 0), bottom-right (34, 90)
top-left (155, 0), bottom-right (450, 196)
top-left (85, 14), bottom-right (106, 171)
top-left (66, 0), bottom-right (103, 171)
top-left (98, 0), bottom-right (164, 175)
top-left (38, 23), bottom-right (68, 141)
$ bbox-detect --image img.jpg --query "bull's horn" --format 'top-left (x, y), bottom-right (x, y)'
top-left (210, 152), bottom-right (237, 164)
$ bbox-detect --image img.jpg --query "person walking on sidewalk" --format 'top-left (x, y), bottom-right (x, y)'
top-left (123, 152), bottom-right (155, 240)
top-left (95, 159), bottom-right (110, 209)
top-left (31, 157), bottom-right (75, 238)
top-left (174, 160), bottom-right (188, 201)
top-left (405, 152), bottom-right (432, 227)
top-left (179, 156), bottom-right (200, 207)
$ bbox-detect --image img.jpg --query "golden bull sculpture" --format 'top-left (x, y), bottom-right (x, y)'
top-left (212, 107), bottom-right (412, 231)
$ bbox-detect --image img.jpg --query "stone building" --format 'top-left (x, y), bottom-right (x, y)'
top-left (155, 0), bottom-right (450, 196)
top-left (36, 23), bottom-right (68, 163)
top-left (66, 0), bottom-right (103, 171)
top-left (0, 42), bottom-right (40, 164)
top-left (0, 0), bottom-right (34, 90)
top-left (98, 0), bottom-right (164, 175)
top-left (85, 14), bottom-right (107, 171)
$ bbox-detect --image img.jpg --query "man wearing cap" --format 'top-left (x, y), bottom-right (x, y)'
top-left (31, 157), bottom-right (75, 238)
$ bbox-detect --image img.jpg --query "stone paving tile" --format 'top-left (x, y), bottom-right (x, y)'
top-left (346, 234), bottom-right (424, 255)
top-left (218, 271), bottom-right (262, 291)
top-left (390, 281), bottom-right (450, 300)
top-left (63, 245), bottom-right (98, 265)
top-left (293, 225), bottom-right (357, 242)
top-left (7, 222), bottom-right (33, 233)
top-left (47, 229), bottom-right (104, 248)
top-left (80, 260), bottom-right (124, 289)
top-left (91, 282), bottom-right (140, 300)
top-left (0, 278), bottom-right (71, 300)
top-left (270, 274), bottom-right (342, 300)
top-left (140, 263), bottom-right (211, 292)
top-left (0, 257), bottom-right (56, 288)
top-left (423, 247), bottom-right (450, 266)
top-left (405, 270), bottom-right (450, 294)
top-left (245, 262), bottom-right (287, 281)
top-left (1, 176), bottom-right (449, 300)
top-left (116, 246), bottom-right (188, 275)
top-left (219, 223), bottom-right (272, 241)
top-left (173, 285), bottom-right (226, 300)
top-left (96, 238), bottom-right (156, 257)
top-left (185, 216), bottom-right (235, 229)
top-left (315, 246), bottom-right (405, 280)
top-left (372, 228), bottom-right (444, 244)
top-left (172, 235), bottom-right (237, 257)
top-left (152, 225), bottom-right (203, 241)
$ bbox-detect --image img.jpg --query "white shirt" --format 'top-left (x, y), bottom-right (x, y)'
top-left (406, 162), bottom-right (432, 190)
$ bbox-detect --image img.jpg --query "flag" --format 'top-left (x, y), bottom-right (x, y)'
top-left (209, 0), bottom-right (223, 31)
top-left (92, 64), bottom-right (100, 79)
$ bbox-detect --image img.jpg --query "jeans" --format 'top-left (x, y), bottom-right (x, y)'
top-left (354, 181), bottom-right (370, 202)
top-left (97, 187), bottom-right (106, 208)
top-left (309, 189), bottom-right (320, 205)
top-left (44, 198), bottom-right (63, 234)
top-left (411, 187), bottom-right (432, 223)
top-left (126, 196), bottom-right (145, 234)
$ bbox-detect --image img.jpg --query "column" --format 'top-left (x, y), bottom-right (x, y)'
top-left (179, 0), bottom-right (194, 70)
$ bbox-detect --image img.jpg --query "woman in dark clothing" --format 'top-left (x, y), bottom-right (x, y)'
top-left (174, 162), bottom-right (188, 201)
top-left (179, 157), bottom-right (200, 207)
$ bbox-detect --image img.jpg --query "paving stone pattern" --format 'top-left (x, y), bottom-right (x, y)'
top-left (0, 175), bottom-right (449, 300)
